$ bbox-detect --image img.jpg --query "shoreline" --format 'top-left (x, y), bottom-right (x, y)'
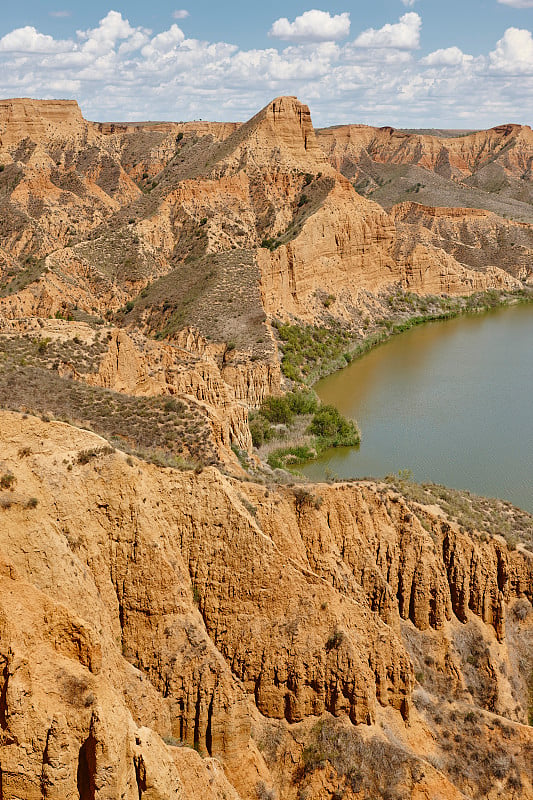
top-left (259, 286), bottom-right (533, 473)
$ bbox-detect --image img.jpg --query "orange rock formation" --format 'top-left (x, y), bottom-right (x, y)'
top-left (0, 412), bottom-right (531, 799)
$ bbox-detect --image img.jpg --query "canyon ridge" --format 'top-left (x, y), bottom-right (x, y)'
top-left (0, 95), bottom-right (532, 800)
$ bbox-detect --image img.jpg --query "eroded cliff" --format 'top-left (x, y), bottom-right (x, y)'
top-left (0, 95), bottom-right (529, 336)
top-left (0, 412), bottom-right (531, 800)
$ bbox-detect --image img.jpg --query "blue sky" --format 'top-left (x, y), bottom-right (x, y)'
top-left (1, 1), bottom-right (532, 127)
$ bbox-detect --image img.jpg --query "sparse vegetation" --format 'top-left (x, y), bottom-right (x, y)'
top-left (274, 287), bottom-right (533, 385)
top-left (0, 472), bottom-right (15, 489)
top-left (255, 781), bottom-right (276, 800)
top-left (192, 585), bottom-right (201, 605)
top-left (0, 338), bottom-right (219, 469)
top-left (240, 495), bottom-right (258, 518)
top-left (121, 250), bottom-right (269, 354)
top-left (249, 390), bottom-right (359, 470)
top-left (326, 628), bottom-right (345, 651)
top-left (76, 446), bottom-right (115, 465)
top-left (163, 735), bottom-right (181, 747)
top-left (300, 717), bottom-right (419, 798)
top-left (384, 475), bottom-right (533, 551)
top-left (0, 256), bottom-right (47, 297)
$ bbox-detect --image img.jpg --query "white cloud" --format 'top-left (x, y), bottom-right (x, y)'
top-left (354, 12), bottom-right (421, 49)
top-left (172, 10), bottom-right (189, 20)
top-left (497, 0), bottom-right (533, 7)
top-left (141, 24), bottom-right (185, 57)
top-left (0, 26), bottom-right (71, 53)
top-left (421, 46), bottom-right (473, 67)
top-left (401, 0), bottom-right (418, 6)
top-left (0, 10), bottom-right (531, 129)
top-left (269, 10), bottom-right (350, 43)
top-left (77, 10), bottom-right (145, 56)
top-left (489, 27), bottom-right (533, 73)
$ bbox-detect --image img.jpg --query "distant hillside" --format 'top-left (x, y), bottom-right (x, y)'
top-left (317, 122), bottom-right (533, 223)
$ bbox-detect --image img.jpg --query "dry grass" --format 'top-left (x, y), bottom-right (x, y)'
top-left (299, 716), bottom-right (420, 800)
top-left (0, 254), bottom-right (47, 296)
top-left (336, 154), bottom-right (533, 223)
top-left (386, 475), bottom-right (533, 551)
top-left (411, 692), bottom-right (530, 797)
top-left (0, 340), bottom-right (219, 468)
top-left (73, 227), bottom-right (160, 284)
top-left (121, 249), bottom-right (272, 354)
top-left (0, 331), bottom-right (108, 374)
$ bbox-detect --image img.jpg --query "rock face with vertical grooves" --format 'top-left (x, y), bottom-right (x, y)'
top-left (0, 412), bottom-right (532, 799)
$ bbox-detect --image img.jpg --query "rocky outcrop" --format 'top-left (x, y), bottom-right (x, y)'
top-left (246, 482), bottom-right (532, 641)
top-left (1, 94), bottom-right (532, 800)
top-left (391, 201), bottom-right (533, 281)
top-left (257, 178), bottom-right (520, 320)
top-left (83, 327), bottom-right (280, 454)
top-left (316, 122), bottom-right (533, 182)
top-left (0, 413), bottom-right (532, 799)
top-left (0, 98), bottom-right (88, 148)
top-left (1, 95), bottom-right (529, 334)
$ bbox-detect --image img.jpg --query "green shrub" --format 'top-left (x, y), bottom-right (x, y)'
top-left (261, 396), bottom-right (294, 425)
top-left (276, 321), bottom-right (355, 383)
top-left (326, 628), bottom-right (344, 651)
top-left (0, 472), bottom-right (15, 489)
top-left (286, 390), bottom-right (318, 416)
top-left (164, 398), bottom-right (185, 413)
top-left (280, 357), bottom-right (300, 381)
top-left (308, 405), bottom-right (359, 446)
top-left (259, 390), bottom-right (320, 427)
top-left (249, 414), bottom-right (273, 447)
top-left (261, 237), bottom-right (279, 250)
top-left (267, 444), bottom-right (316, 470)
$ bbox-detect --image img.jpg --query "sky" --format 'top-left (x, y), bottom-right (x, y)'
top-left (0, 1), bottom-right (532, 127)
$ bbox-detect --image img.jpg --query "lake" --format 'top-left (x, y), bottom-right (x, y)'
top-left (302, 303), bottom-right (533, 513)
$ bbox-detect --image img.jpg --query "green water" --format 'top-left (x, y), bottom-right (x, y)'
top-left (302, 303), bottom-right (533, 512)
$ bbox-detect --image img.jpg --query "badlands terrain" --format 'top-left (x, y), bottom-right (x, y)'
top-left (0, 95), bottom-right (532, 799)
